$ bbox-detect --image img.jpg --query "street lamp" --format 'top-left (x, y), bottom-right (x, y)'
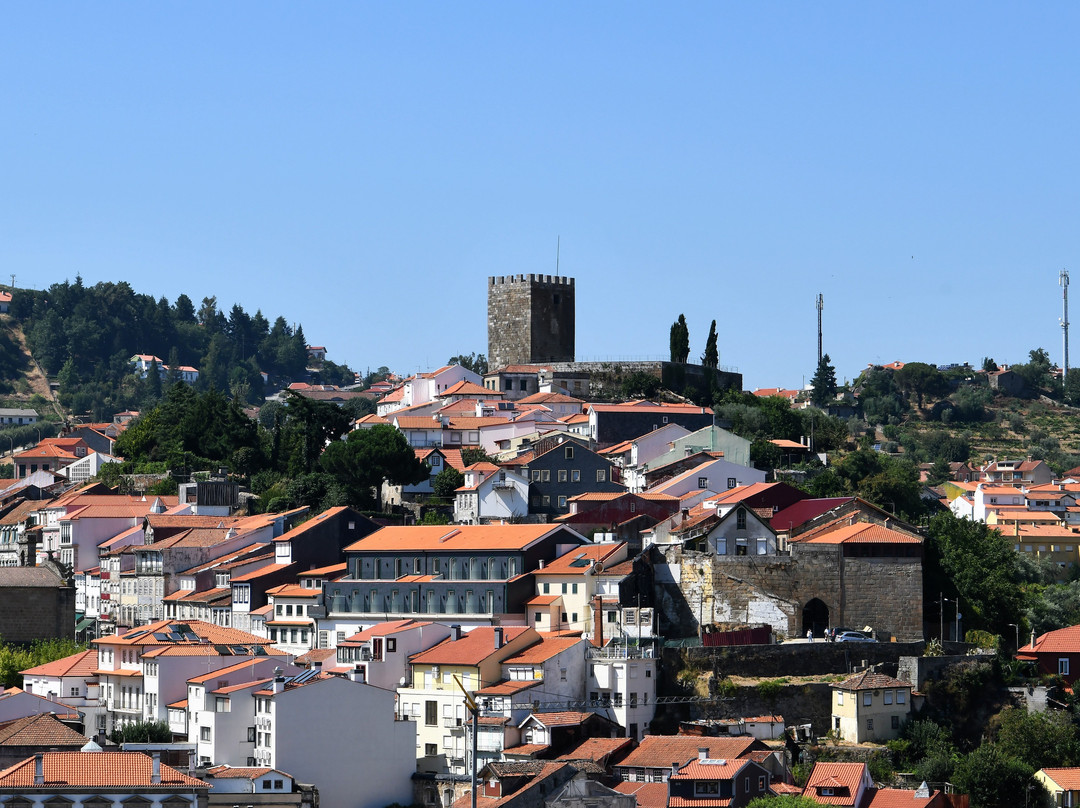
top-left (939, 593), bottom-right (951, 642)
top-left (954, 597), bottom-right (961, 643)
top-left (1008, 623), bottom-right (1020, 650)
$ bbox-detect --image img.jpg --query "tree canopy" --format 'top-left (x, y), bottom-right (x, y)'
top-left (320, 424), bottom-right (429, 510)
top-left (669, 314), bottom-right (689, 363)
top-left (810, 354), bottom-right (837, 406)
top-left (701, 320), bottom-right (718, 369)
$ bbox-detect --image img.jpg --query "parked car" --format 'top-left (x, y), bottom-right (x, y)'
top-left (835, 631), bottom-right (877, 643)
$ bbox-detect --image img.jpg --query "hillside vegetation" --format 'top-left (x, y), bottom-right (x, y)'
top-left (6, 278), bottom-right (354, 419)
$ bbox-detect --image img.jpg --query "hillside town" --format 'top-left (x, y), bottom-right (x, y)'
top-left (2, 274), bottom-right (1080, 808)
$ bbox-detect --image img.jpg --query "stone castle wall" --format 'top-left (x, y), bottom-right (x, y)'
top-left (487, 274), bottom-right (575, 370)
top-left (656, 543), bottom-right (924, 641)
top-left (0, 584), bottom-right (75, 643)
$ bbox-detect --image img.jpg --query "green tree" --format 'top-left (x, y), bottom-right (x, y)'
top-left (1065, 368), bottom-right (1080, 406)
top-left (927, 512), bottom-right (1027, 636)
top-left (701, 320), bottom-right (718, 369)
top-left (669, 314), bottom-right (689, 363)
top-left (448, 353), bottom-right (488, 375)
top-left (320, 424), bottom-right (429, 510)
top-left (747, 798), bottom-right (821, 808)
top-left (993, 706), bottom-right (1080, 770)
top-left (951, 743), bottom-right (1038, 808)
top-left (982, 356), bottom-right (998, 373)
top-left (894, 362), bottom-right (949, 409)
top-left (432, 467), bottom-right (464, 499)
top-left (810, 354), bottom-right (838, 407)
top-left (109, 720), bottom-right (172, 745)
top-left (926, 458), bottom-right (953, 486)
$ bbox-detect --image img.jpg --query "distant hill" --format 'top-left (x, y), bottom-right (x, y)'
top-left (5, 278), bottom-right (351, 421)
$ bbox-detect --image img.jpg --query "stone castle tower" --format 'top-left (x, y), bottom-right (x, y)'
top-left (487, 274), bottom-right (575, 371)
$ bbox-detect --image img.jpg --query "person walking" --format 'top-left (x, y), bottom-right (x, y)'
top-left (806, 629), bottom-right (813, 643)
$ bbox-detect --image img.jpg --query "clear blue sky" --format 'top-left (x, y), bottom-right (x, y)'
top-left (3, 4), bottom-right (1078, 390)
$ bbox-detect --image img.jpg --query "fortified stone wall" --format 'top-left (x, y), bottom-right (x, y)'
top-left (655, 544), bottom-right (924, 641)
top-left (487, 274), bottom-right (575, 370)
top-left (0, 584), bottom-right (75, 643)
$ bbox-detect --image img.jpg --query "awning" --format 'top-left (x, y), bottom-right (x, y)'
top-left (75, 617), bottom-right (96, 632)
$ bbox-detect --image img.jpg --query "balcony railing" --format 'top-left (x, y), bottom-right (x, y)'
top-left (444, 716), bottom-right (465, 728)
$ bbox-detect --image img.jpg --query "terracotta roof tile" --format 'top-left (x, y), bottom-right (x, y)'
top-left (836, 671), bottom-right (911, 691)
top-left (0, 751), bottom-right (208, 789)
top-left (20, 649), bottom-right (97, 678)
top-left (0, 714), bottom-right (88, 747)
top-left (617, 736), bottom-right (760, 769)
top-left (410, 627), bottom-right (532, 666)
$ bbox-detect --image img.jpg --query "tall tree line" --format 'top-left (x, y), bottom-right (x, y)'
top-left (12, 279), bottom-right (331, 417)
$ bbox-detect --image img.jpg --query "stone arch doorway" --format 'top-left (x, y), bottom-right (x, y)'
top-left (802, 598), bottom-right (829, 638)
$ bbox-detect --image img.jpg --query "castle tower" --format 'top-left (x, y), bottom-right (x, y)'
top-left (487, 274), bottom-right (575, 371)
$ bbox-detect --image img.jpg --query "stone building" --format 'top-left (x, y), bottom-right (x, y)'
top-left (0, 566), bottom-right (75, 643)
top-left (488, 274), bottom-right (575, 371)
top-left (655, 518), bottom-right (925, 642)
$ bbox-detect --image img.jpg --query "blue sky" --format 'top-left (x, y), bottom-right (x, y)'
top-left (2, 4), bottom-right (1078, 391)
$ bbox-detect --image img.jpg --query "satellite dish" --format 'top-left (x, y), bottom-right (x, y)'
top-left (593, 562), bottom-right (604, 574)
top-left (399, 676), bottom-right (407, 686)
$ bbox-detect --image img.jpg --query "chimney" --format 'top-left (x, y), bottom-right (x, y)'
top-left (452, 624), bottom-right (463, 641)
top-left (592, 595), bottom-right (604, 648)
top-left (151, 752), bottom-right (161, 785)
top-left (350, 664), bottom-right (366, 684)
top-left (671, 762), bottom-right (679, 778)
top-left (1032, 630), bottom-right (1037, 648)
top-left (493, 627), bottom-right (504, 649)
top-left (271, 667), bottom-right (285, 694)
top-left (33, 753), bottom-right (43, 785)
top-left (539, 560), bottom-right (545, 568)
top-left (698, 747), bottom-right (708, 760)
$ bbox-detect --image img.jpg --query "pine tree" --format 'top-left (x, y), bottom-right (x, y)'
top-left (810, 354), bottom-right (838, 406)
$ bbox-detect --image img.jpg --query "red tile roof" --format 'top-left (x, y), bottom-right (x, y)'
top-left (0, 714), bottom-right (88, 747)
top-left (0, 751), bottom-right (208, 789)
top-left (1018, 625), bottom-right (1080, 657)
top-left (533, 543), bottom-right (627, 575)
top-left (556, 736), bottom-right (634, 762)
top-left (613, 782), bottom-right (668, 808)
top-left (345, 524), bottom-right (579, 553)
top-left (864, 787), bottom-right (944, 807)
top-left (20, 649), bottom-right (97, 678)
top-left (617, 736), bottom-right (760, 769)
top-left (804, 762), bottom-right (867, 806)
top-left (526, 711), bottom-right (594, 728)
top-left (410, 627), bottom-right (533, 666)
top-left (797, 521), bottom-right (922, 545)
top-left (1039, 767), bottom-right (1080, 790)
top-left (501, 637), bottom-right (582, 665)
top-left (836, 671), bottom-right (911, 691)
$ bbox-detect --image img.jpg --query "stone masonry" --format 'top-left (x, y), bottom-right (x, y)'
top-left (488, 274), bottom-right (575, 371)
top-left (656, 543), bottom-right (924, 642)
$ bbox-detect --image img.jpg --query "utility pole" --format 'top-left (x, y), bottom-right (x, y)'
top-left (1061, 270), bottom-right (1070, 377)
top-left (816, 294), bottom-right (824, 365)
top-left (454, 676), bottom-right (479, 808)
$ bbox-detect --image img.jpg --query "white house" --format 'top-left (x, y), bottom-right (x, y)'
top-left (254, 671), bottom-right (416, 808)
top-left (644, 458), bottom-right (765, 500)
top-left (453, 464), bottom-right (530, 524)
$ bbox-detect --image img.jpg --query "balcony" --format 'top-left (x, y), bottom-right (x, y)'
top-left (587, 643), bottom-right (656, 660)
top-left (444, 716), bottom-right (465, 729)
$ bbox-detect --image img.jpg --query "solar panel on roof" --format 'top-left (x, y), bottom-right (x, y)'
top-left (214, 645), bottom-right (231, 655)
top-left (569, 559), bottom-right (591, 567)
top-left (183, 632), bottom-right (200, 642)
top-left (231, 645), bottom-right (249, 654)
top-left (153, 633), bottom-right (172, 642)
top-left (254, 646), bottom-right (268, 656)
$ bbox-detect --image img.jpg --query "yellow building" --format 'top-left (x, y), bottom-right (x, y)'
top-left (830, 671), bottom-right (911, 743)
top-left (1035, 767), bottom-right (1080, 806)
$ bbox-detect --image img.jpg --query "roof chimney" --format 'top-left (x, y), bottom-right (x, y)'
top-left (151, 752), bottom-right (161, 785)
top-left (271, 667), bottom-right (285, 694)
top-left (350, 664), bottom-right (365, 684)
top-left (33, 753), bottom-right (43, 785)
top-left (452, 624), bottom-right (463, 641)
top-left (494, 627), bottom-right (504, 649)
top-left (671, 762), bottom-right (680, 778)
top-left (698, 747), bottom-right (708, 760)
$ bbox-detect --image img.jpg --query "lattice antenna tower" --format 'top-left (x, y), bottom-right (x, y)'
top-left (816, 294), bottom-right (824, 364)
top-left (1062, 269), bottom-right (1071, 377)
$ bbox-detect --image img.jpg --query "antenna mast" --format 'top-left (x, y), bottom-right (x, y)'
top-left (556, 236), bottom-right (560, 277)
top-left (1062, 269), bottom-right (1071, 377)
top-left (816, 294), bottom-right (824, 364)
